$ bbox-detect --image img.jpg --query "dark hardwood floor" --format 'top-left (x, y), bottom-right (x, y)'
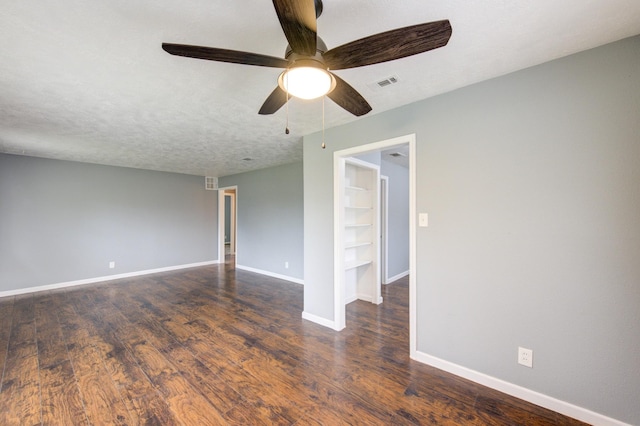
top-left (0, 261), bottom-right (586, 425)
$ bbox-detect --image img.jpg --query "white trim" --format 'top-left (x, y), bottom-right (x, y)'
top-left (0, 260), bottom-right (219, 298)
top-left (235, 264), bottom-right (304, 285)
top-left (333, 155), bottom-right (347, 330)
top-left (380, 175), bottom-right (389, 285)
top-left (345, 294), bottom-right (358, 304)
top-left (355, 294), bottom-right (373, 303)
top-left (408, 136), bottom-right (417, 357)
top-left (302, 311), bottom-right (341, 331)
top-left (385, 270), bottom-right (409, 284)
top-left (413, 351), bottom-right (630, 426)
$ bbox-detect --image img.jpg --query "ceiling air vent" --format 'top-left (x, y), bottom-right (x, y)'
top-left (205, 176), bottom-right (218, 190)
top-left (367, 75), bottom-right (400, 92)
top-left (377, 76), bottom-right (398, 87)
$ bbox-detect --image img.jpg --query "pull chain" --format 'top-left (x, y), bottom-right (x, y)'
top-left (321, 95), bottom-right (326, 149)
top-left (285, 82), bottom-right (290, 135)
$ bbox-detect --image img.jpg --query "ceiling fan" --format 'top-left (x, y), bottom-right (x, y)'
top-left (162, 0), bottom-right (452, 117)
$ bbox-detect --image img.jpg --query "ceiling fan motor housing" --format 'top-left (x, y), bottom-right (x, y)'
top-left (284, 36), bottom-right (329, 63)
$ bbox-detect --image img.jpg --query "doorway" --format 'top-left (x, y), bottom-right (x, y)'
top-left (224, 192), bottom-right (236, 255)
top-left (218, 186), bottom-right (237, 265)
top-left (333, 134), bottom-right (417, 354)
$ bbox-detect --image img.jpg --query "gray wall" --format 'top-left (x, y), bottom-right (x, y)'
top-left (219, 162), bottom-right (303, 281)
top-left (381, 159), bottom-right (409, 280)
top-left (303, 35), bottom-right (640, 424)
top-left (0, 154), bottom-right (218, 292)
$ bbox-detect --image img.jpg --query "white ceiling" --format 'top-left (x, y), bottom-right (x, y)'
top-left (1, 1), bottom-right (639, 177)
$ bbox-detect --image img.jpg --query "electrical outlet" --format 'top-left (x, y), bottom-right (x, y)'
top-left (518, 347), bottom-right (533, 368)
top-left (109, 261), bottom-right (115, 269)
top-left (284, 261), bottom-right (289, 269)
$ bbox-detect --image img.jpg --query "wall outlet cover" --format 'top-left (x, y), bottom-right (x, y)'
top-left (518, 346), bottom-right (533, 368)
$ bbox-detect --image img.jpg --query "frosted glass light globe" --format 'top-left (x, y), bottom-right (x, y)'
top-left (279, 67), bottom-right (334, 100)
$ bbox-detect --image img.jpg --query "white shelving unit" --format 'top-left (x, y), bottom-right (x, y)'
top-left (341, 158), bottom-right (381, 305)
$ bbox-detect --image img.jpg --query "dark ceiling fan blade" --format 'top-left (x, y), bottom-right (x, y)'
top-left (162, 43), bottom-right (289, 68)
top-left (323, 20), bottom-right (452, 70)
top-left (272, 0), bottom-right (317, 56)
top-left (327, 74), bottom-right (372, 117)
top-left (259, 86), bottom-right (289, 115)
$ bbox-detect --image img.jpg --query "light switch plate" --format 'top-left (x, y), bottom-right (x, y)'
top-left (419, 213), bottom-right (428, 227)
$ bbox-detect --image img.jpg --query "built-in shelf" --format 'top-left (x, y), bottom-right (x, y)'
top-left (345, 259), bottom-right (373, 270)
top-left (345, 241), bottom-right (373, 249)
top-left (345, 223), bottom-right (372, 228)
top-left (345, 185), bottom-right (368, 192)
top-left (341, 157), bottom-right (380, 305)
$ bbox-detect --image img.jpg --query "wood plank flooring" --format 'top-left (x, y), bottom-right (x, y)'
top-left (0, 262), bottom-right (587, 425)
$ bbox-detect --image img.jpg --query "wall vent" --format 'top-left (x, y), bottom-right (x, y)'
top-left (205, 176), bottom-right (218, 190)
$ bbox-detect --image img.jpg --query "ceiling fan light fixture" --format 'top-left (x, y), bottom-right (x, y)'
top-left (278, 66), bottom-right (335, 100)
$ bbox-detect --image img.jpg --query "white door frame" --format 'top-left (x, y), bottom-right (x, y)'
top-left (380, 175), bottom-right (389, 285)
top-left (218, 186), bottom-right (238, 264)
top-left (333, 133), bottom-right (417, 355)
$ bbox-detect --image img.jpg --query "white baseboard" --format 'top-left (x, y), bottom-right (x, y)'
top-left (302, 311), bottom-right (343, 331)
top-left (350, 294), bottom-right (384, 304)
top-left (384, 269), bottom-right (409, 284)
top-left (235, 264), bottom-right (304, 285)
top-left (345, 294), bottom-right (358, 304)
top-left (357, 293), bottom-right (374, 303)
top-left (0, 260), bottom-right (219, 298)
top-left (412, 351), bottom-right (629, 426)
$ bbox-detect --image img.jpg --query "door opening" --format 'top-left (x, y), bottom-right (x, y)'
top-left (224, 193), bottom-right (236, 255)
top-left (218, 186), bottom-right (237, 265)
top-left (333, 134), bottom-right (416, 355)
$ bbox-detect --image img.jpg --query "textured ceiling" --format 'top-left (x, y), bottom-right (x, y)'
top-left (1, 0), bottom-right (639, 177)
